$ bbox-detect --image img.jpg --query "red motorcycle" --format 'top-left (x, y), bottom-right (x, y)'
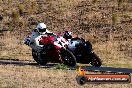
top-left (32, 34), bottom-right (76, 67)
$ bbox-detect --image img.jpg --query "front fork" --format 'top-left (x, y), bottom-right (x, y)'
top-left (58, 48), bottom-right (66, 64)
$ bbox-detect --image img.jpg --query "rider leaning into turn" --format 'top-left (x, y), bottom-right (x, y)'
top-left (24, 22), bottom-right (68, 50)
top-left (24, 23), bottom-right (53, 50)
top-left (30, 23), bottom-right (53, 46)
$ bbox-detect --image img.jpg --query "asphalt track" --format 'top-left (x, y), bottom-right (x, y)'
top-left (0, 59), bottom-right (132, 73)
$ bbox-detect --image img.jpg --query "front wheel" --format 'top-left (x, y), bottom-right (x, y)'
top-left (32, 49), bottom-right (47, 65)
top-left (90, 52), bottom-right (102, 67)
top-left (60, 49), bottom-right (76, 67)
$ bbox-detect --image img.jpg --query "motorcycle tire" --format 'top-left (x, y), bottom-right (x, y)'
top-left (32, 49), bottom-right (47, 65)
top-left (85, 41), bottom-right (92, 51)
top-left (60, 48), bottom-right (76, 67)
top-left (90, 52), bottom-right (102, 67)
top-left (74, 44), bottom-right (91, 64)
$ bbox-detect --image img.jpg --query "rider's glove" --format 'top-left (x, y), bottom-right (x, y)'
top-left (24, 38), bottom-right (31, 46)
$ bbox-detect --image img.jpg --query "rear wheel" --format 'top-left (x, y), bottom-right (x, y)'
top-left (90, 52), bottom-right (102, 67)
top-left (74, 44), bottom-right (91, 64)
top-left (32, 49), bottom-right (47, 65)
top-left (60, 49), bottom-right (76, 67)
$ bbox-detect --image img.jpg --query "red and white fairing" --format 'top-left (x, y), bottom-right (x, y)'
top-left (39, 34), bottom-right (69, 50)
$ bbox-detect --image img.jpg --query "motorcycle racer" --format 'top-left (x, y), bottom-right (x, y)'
top-left (24, 23), bottom-right (54, 51)
top-left (63, 31), bottom-right (73, 40)
top-left (24, 23), bottom-right (68, 51)
top-left (63, 31), bottom-right (93, 57)
top-left (30, 23), bottom-right (53, 45)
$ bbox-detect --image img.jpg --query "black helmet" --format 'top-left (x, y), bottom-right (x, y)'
top-left (63, 31), bottom-right (72, 39)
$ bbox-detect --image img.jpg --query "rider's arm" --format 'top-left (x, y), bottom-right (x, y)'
top-left (29, 29), bottom-right (39, 45)
top-left (24, 30), bottom-right (36, 46)
top-left (46, 30), bottom-right (52, 33)
top-left (30, 29), bottom-right (35, 43)
top-left (45, 31), bottom-right (56, 36)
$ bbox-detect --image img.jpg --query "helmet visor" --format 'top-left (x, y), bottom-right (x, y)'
top-left (38, 28), bottom-right (46, 32)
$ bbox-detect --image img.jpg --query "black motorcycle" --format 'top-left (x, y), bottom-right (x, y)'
top-left (67, 37), bottom-right (102, 67)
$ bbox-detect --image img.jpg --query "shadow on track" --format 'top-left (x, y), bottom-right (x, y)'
top-left (0, 59), bottom-right (132, 73)
top-left (0, 59), bottom-right (57, 68)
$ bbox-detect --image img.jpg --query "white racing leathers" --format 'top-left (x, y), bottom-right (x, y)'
top-left (24, 29), bottom-right (69, 52)
top-left (25, 29), bottom-right (53, 52)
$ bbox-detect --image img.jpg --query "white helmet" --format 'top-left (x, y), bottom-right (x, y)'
top-left (36, 23), bottom-right (47, 34)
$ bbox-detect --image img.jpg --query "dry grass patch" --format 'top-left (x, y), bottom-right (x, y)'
top-left (0, 64), bottom-right (131, 88)
top-left (93, 40), bottom-right (132, 68)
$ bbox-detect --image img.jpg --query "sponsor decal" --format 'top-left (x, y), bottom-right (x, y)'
top-left (76, 66), bottom-right (131, 85)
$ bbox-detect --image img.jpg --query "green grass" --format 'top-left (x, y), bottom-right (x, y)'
top-left (55, 63), bottom-right (68, 70)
